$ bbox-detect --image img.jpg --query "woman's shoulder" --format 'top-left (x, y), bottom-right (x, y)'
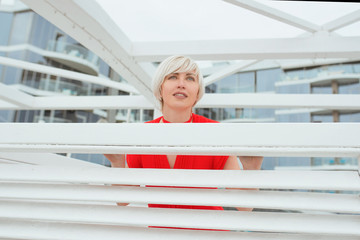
top-left (145, 116), bottom-right (162, 123)
top-left (192, 114), bottom-right (220, 123)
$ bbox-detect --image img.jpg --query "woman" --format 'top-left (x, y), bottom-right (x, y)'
top-left (105, 55), bottom-right (263, 211)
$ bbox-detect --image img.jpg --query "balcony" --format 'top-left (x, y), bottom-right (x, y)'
top-left (44, 40), bottom-right (100, 76)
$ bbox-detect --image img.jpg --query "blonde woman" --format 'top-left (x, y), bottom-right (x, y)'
top-left (105, 55), bottom-right (263, 211)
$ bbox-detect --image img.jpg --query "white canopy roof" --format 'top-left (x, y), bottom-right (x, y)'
top-left (15, 0), bottom-right (359, 103)
top-left (97, 0), bottom-right (360, 41)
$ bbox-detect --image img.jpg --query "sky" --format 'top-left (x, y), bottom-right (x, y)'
top-left (96, 0), bottom-right (360, 42)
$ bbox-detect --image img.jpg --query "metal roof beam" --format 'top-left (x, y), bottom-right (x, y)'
top-left (322, 9), bottom-right (360, 32)
top-left (132, 36), bottom-right (360, 61)
top-left (223, 0), bottom-right (321, 33)
top-left (204, 60), bottom-right (259, 86)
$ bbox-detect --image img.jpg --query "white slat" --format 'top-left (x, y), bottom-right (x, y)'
top-left (1, 144), bottom-right (359, 157)
top-left (1, 200), bottom-right (359, 235)
top-left (0, 183), bottom-right (358, 213)
top-left (198, 93), bottom-right (360, 110)
top-left (1, 219), bottom-right (359, 240)
top-left (0, 166), bottom-right (359, 191)
top-left (2, 123), bottom-right (359, 146)
top-left (2, 93), bottom-right (360, 110)
top-left (0, 152), bottom-right (104, 167)
top-left (0, 123), bottom-right (359, 157)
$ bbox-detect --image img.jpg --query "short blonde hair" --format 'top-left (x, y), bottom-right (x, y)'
top-left (152, 55), bottom-right (205, 110)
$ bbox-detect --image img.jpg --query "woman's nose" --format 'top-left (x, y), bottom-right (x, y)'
top-left (177, 77), bottom-right (186, 88)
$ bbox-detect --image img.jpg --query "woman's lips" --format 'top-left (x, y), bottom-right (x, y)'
top-left (173, 92), bottom-right (187, 98)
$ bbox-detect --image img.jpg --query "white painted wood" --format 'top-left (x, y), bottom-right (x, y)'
top-left (0, 82), bottom-right (34, 108)
top-left (1, 123), bottom-right (359, 147)
top-left (275, 73), bottom-right (360, 87)
top-left (1, 144), bottom-right (359, 157)
top-left (33, 95), bottom-right (153, 110)
top-left (131, 36), bottom-right (360, 61)
top-left (197, 93), bottom-right (360, 110)
top-left (0, 56), bottom-right (139, 94)
top-left (0, 123), bottom-right (359, 157)
top-left (0, 99), bottom-right (18, 109)
top-left (323, 9), bottom-right (360, 32)
top-left (0, 153), bottom-right (104, 167)
top-left (0, 166), bottom-right (359, 191)
top-left (2, 219), bottom-right (359, 240)
top-left (2, 93), bottom-right (360, 111)
top-left (223, 0), bottom-right (321, 33)
top-left (1, 200), bottom-right (359, 235)
top-left (1, 183), bottom-right (358, 213)
top-left (204, 60), bottom-right (259, 86)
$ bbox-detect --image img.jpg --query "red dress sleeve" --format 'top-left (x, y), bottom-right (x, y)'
top-left (212, 156), bottom-right (229, 169)
top-left (126, 154), bottom-right (143, 168)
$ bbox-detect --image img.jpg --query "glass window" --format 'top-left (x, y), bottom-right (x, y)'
top-left (304, 67), bottom-right (319, 79)
top-left (9, 11), bottom-right (33, 44)
top-left (0, 52), bottom-right (5, 80)
top-left (0, 12), bottom-right (13, 45)
top-left (254, 108), bottom-right (275, 119)
top-left (311, 114), bottom-right (333, 123)
top-left (0, 110), bottom-right (14, 122)
top-left (353, 63), bottom-right (360, 73)
top-left (205, 83), bottom-right (217, 93)
top-left (256, 68), bottom-right (281, 92)
top-left (238, 72), bottom-right (255, 93)
top-left (327, 64), bottom-right (347, 75)
top-left (340, 112), bottom-right (360, 122)
top-left (276, 113), bottom-right (310, 122)
top-left (341, 63), bottom-right (354, 74)
top-left (219, 75), bottom-right (237, 93)
top-left (276, 83), bottom-right (310, 94)
top-left (312, 86), bottom-right (332, 94)
top-left (284, 69), bottom-right (305, 81)
top-left (3, 51), bottom-right (25, 84)
top-left (339, 83), bottom-right (360, 94)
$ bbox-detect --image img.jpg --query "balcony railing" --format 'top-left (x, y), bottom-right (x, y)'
top-left (46, 40), bottom-right (100, 75)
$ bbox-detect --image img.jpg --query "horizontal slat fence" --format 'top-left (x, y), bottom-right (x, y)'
top-left (0, 123), bottom-right (359, 239)
top-left (0, 123), bottom-right (359, 157)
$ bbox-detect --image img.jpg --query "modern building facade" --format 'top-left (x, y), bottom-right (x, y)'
top-left (1, 1), bottom-right (359, 169)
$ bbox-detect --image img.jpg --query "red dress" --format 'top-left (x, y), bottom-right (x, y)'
top-left (126, 113), bottom-right (229, 211)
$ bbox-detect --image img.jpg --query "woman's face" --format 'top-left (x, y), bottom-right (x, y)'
top-left (160, 71), bottom-right (200, 111)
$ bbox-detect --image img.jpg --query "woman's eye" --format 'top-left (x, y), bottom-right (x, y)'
top-left (168, 75), bottom-right (177, 80)
top-left (187, 77), bottom-right (195, 81)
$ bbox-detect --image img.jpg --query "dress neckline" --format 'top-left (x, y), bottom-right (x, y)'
top-left (161, 113), bottom-right (193, 123)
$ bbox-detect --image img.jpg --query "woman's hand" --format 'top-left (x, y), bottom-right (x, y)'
top-left (104, 154), bottom-right (126, 168)
top-left (223, 155), bottom-right (263, 211)
top-left (239, 156), bottom-right (263, 170)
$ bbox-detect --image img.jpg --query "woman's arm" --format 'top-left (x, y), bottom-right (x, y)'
top-left (104, 154), bottom-right (130, 206)
top-left (104, 154), bottom-right (126, 168)
top-left (239, 156), bottom-right (263, 170)
top-left (223, 156), bottom-right (263, 170)
top-left (223, 155), bottom-right (263, 211)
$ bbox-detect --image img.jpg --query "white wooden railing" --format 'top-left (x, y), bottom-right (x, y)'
top-left (0, 122), bottom-right (359, 239)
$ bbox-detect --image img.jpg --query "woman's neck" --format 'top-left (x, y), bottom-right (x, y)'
top-left (161, 106), bottom-right (192, 123)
